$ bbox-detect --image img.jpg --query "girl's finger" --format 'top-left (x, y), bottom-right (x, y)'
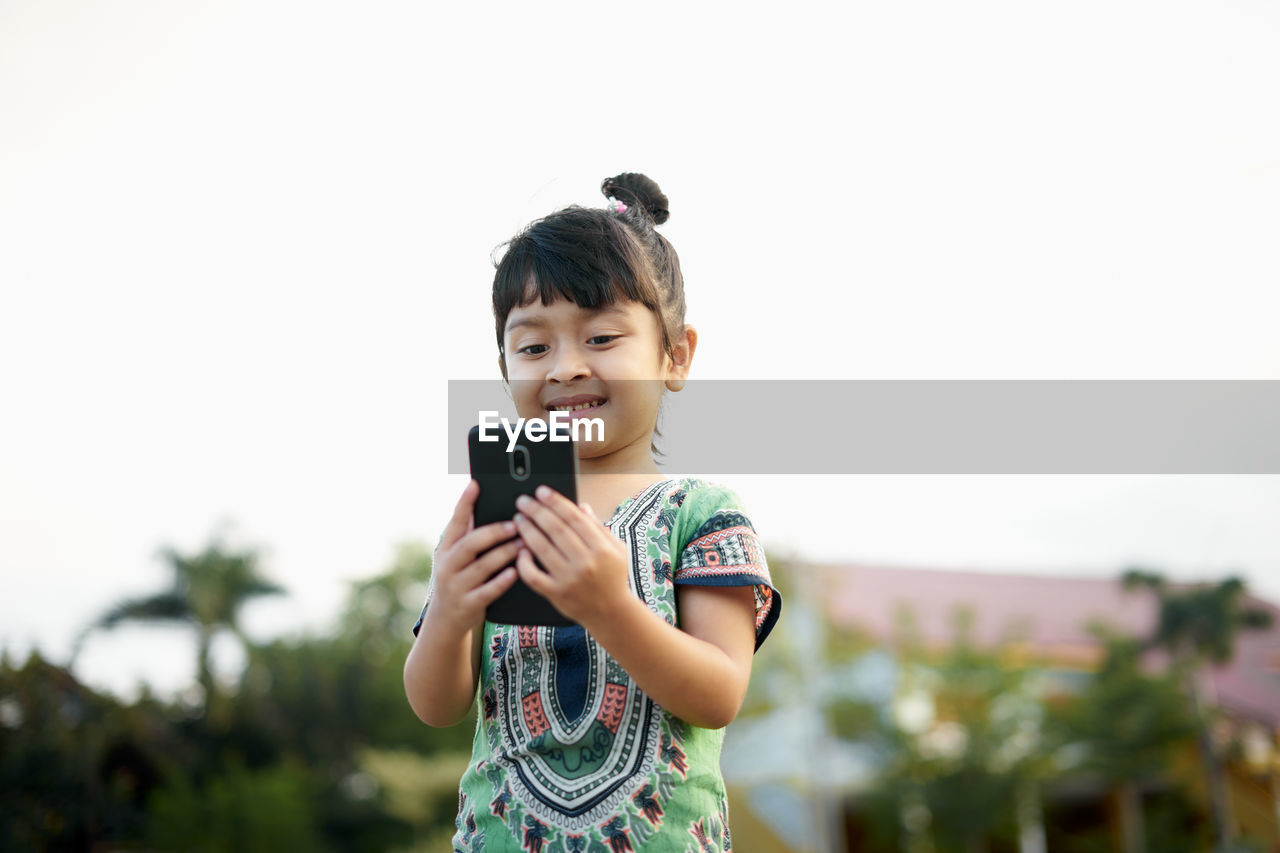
top-left (576, 502), bottom-right (618, 546)
top-left (586, 502), bottom-right (622, 543)
top-left (439, 480), bottom-right (479, 549)
top-left (512, 510), bottom-right (572, 574)
top-left (532, 487), bottom-right (604, 546)
top-left (460, 538), bottom-right (523, 584)
top-left (518, 495), bottom-right (591, 564)
top-left (454, 519), bottom-right (518, 563)
top-left (515, 548), bottom-right (555, 597)
top-left (468, 566), bottom-right (518, 607)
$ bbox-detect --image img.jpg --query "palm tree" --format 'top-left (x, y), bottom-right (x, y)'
top-left (1056, 627), bottom-right (1199, 853)
top-left (74, 528), bottom-right (284, 710)
top-left (1121, 568), bottom-right (1273, 851)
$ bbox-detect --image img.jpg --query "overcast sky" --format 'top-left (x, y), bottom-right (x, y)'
top-left (2, 1), bottom-right (1278, 699)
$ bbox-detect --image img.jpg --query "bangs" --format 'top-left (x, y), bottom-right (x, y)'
top-left (492, 207), bottom-right (662, 352)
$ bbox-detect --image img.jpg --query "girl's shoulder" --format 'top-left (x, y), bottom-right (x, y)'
top-left (663, 477), bottom-right (780, 650)
top-left (662, 477), bottom-right (757, 556)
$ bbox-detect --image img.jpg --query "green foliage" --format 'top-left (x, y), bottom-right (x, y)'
top-left (216, 540), bottom-right (471, 848)
top-left (357, 747), bottom-right (472, 846)
top-left (0, 651), bottom-right (181, 850)
top-left (1121, 567), bottom-right (1273, 849)
top-left (226, 541), bottom-right (473, 762)
top-left (828, 697), bottom-right (879, 740)
top-left (147, 761), bottom-right (321, 852)
top-left (78, 528), bottom-right (285, 707)
top-left (1121, 568), bottom-right (1273, 665)
top-left (849, 596), bottom-right (1220, 852)
top-left (857, 613), bottom-right (1046, 852)
top-left (95, 531), bottom-right (285, 637)
top-left (15, 530), bottom-right (1271, 852)
top-left (1143, 785), bottom-right (1216, 853)
top-left (1050, 628), bottom-right (1197, 783)
top-left (3, 535), bottom-right (473, 850)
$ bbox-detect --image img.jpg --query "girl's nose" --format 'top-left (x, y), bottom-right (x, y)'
top-left (546, 346), bottom-right (591, 383)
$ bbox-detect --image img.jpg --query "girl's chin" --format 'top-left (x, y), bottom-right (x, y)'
top-left (571, 439), bottom-right (610, 457)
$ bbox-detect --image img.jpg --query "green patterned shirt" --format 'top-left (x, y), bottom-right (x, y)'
top-left (414, 478), bottom-right (781, 852)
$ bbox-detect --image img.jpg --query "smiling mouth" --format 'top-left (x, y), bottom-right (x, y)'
top-left (547, 399), bottom-right (607, 413)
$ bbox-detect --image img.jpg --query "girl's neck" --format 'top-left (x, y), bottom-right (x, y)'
top-left (573, 422), bottom-right (666, 523)
top-left (576, 430), bottom-right (660, 478)
top-left (576, 453), bottom-right (669, 525)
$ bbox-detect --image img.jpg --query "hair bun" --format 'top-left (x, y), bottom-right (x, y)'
top-left (601, 173), bottom-right (670, 225)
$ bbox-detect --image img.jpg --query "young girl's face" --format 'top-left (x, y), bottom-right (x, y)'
top-left (501, 292), bottom-right (692, 468)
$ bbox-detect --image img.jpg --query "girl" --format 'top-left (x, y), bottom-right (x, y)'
top-left (404, 173), bottom-right (781, 852)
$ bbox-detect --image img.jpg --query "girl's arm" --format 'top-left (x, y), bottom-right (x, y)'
top-left (586, 583), bottom-right (755, 729)
top-left (404, 612), bottom-right (484, 727)
top-left (512, 487), bottom-right (757, 729)
top-left (404, 480), bottom-right (522, 727)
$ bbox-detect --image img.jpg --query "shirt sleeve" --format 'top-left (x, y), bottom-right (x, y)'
top-left (670, 482), bottom-right (781, 651)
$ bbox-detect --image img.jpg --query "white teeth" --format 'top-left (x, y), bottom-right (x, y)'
top-left (550, 400), bottom-right (605, 412)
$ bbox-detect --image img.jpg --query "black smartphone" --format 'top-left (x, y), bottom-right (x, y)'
top-left (468, 423), bottom-right (578, 626)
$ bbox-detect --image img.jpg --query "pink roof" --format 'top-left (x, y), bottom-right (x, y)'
top-left (813, 563), bottom-right (1280, 726)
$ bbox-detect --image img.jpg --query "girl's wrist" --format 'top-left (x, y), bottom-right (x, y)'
top-left (580, 591), bottom-right (646, 647)
top-left (422, 601), bottom-right (478, 642)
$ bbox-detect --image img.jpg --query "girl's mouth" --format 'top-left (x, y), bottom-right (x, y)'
top-left (547, 399), bottom-right (607, 418)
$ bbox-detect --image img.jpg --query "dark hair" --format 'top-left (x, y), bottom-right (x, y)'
top-left (492, 173), bottom-right (686, 365)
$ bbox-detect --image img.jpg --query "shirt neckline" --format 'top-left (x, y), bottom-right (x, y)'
top-left (605, 477), bottom-right (680, 526)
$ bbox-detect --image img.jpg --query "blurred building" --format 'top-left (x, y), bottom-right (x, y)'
top-left (724, 563), bottom-right (1280, 853)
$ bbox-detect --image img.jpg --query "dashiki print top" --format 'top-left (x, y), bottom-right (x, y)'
top-left (412, 477), bottom-right (781, 853)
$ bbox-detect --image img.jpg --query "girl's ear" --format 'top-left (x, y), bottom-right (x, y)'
top-left (664, 325), bottom-right (698, 392)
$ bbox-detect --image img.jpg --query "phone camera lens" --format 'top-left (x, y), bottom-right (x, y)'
top-left (510, 446), bottom-right (531, 481)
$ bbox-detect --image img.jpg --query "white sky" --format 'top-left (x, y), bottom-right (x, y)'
top-left (2, 1), bottom-right (1278, 699)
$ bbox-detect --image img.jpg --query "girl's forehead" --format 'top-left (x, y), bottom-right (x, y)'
top-left (504, 296), bottom-right (644, 332)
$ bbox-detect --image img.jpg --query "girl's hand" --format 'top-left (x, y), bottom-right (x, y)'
top-left (512, 486), bottom-right (632, 628)
top-left (428, 480), bottom-right (522, 635)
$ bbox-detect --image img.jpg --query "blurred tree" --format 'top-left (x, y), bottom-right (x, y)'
top-left (6, 537), bottom-right (481, 850)
top-left (146, 759), bottom-right (322, 852)
top-left (0, 651), bottom-right (182, 849)
top-left (860, 610), bottom-right (1053, 853)
top-left (356, 747), bottom-right (471, 850)
top-left (75, 528), bottom-right (283, 715)
top-left (221, 540), bottom-right (473, 849)
top-left (229, 542), bottom-right (469, 758)
top-left (1121, 569), bottom-right (1273, 852)
top-left (1050, 628), bottom-right (1203, 853)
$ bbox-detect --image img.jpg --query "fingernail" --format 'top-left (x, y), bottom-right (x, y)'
top-left (503, 521), bottom-right (516, 533)
top-left (535, 485), bottom-right (551, 499)
top-left (513, 513), bottom-right (524, 525)
top-left (515, 495), bottom-right (531, 508)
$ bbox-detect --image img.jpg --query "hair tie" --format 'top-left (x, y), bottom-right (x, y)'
top-left (606, 197), bottom-right (627, 214)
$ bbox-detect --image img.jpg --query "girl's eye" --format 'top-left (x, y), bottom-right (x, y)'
top-left (517, 344), bottom-right (548, 356)
top-left (588, 335), bottom-right (619, 345)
